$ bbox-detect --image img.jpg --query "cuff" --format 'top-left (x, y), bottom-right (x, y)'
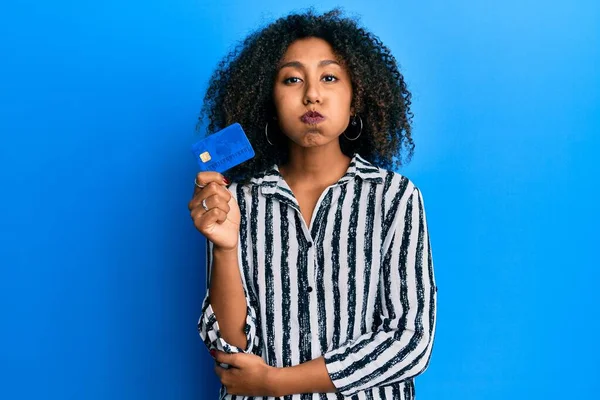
top-left (197, 289), bottom-right (258, 354)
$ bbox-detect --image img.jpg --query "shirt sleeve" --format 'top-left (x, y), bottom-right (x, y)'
top-left (197, 237), bottom-right (260, 355)
top-left (323, 186), bottom-right (438, 396)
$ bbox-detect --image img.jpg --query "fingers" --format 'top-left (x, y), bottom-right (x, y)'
top-left (214, 364), bottom-right (225, 379)
top-left (189, 188), bottom-right (231, 227)
top-left (188, 173), bottom-right (233, 232)
top-left (214, 350), bottom-right (227, 364)
top-left (214, 350), bottom-right (245, 368)
top-left (188, 181), bottom-right (232, 212)
top-left (191, 207), bottom-right (228, 229)
top-left (193, 172), bottom-right (229, 196)
top-left (214, 365), bottom-right (235, 390)
top-left (189, 192), bottom-right (231, 217)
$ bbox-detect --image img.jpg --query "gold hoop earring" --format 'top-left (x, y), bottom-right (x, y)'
top-left (344, 115), bottom-right (363, 141)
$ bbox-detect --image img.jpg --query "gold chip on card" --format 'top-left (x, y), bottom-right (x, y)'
top-left (199, 151), bottom-right (212, 163)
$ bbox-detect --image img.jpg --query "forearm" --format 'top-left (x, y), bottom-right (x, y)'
top-left (270, 357), bottom-right (336, 397)
top-left (208, 246), bottom-right (247, 349)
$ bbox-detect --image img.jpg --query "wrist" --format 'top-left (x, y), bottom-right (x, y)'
top-left (213, 244), bottom-right (238, 257)
top-left (266, 366), bottom-right (284, 397)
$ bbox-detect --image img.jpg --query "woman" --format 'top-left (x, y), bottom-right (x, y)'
top-left (188, 9), bottom-right (437, 400)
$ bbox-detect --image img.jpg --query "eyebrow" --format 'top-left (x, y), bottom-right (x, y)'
top-left (277, 59), bottom-right (340, 71)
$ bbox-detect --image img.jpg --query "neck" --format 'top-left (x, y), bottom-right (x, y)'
top-left (279, 140), bottom-right (352, 187)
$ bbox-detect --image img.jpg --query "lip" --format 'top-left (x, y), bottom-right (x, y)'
top-left (300, 110), bottom-right (325, 124)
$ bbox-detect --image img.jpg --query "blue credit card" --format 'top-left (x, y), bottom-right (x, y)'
top-left (191, 123), bottom-right (255, 173)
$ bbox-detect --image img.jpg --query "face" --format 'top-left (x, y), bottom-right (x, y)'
top-left (272, 37), bottom-right (354, 148)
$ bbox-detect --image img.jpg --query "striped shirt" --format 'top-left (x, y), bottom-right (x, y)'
top-left (198, 153), bottom-right (437, 400)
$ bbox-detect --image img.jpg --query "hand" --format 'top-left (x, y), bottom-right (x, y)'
top-left (188, 172), bottom-right (240, 250)
top-left (213, 351), bottom-right (278, 397)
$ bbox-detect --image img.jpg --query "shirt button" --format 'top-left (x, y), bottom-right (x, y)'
top-left (307, 286), bottom-right (313, 293)
top-left (307, 242), bottom-right (313, 248)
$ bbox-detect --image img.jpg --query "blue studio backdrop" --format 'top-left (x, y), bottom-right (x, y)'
top-left (1, 1), bottom-right (598, 399)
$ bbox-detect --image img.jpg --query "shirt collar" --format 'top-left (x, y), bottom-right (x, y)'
top-left (252, 153), bottom-right (384, 197)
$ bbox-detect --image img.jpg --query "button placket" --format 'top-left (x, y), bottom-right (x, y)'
top-left (306, 233), bottom-right (315, 292)
top-left (276, 179), bottom-right (333, 293)
top-left (307, 190), bottom-right (330, 292)
top-left (305, 186), bottom-right (335, 294)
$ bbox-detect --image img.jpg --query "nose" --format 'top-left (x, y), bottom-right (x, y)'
top-left (303, 79), bottom-right (321, 105)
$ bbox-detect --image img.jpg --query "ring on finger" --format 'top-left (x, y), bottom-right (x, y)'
top-left (201, 198), bottom-right (210, 212)
top-left (194, 178), bottom-right (205, 189)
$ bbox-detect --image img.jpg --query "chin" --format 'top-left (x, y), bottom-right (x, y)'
top-left (284, 125), bottom-right (340, 146)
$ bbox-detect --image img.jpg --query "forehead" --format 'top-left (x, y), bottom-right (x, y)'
top-left (281, 37), bottom-right (339, 62)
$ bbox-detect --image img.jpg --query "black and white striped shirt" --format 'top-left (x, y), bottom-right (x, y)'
top-left (199, 153), bottom-right (437, 400)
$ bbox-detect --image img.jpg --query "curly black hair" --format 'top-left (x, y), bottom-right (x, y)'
top-left (198, 7), bottom-right (415, 183)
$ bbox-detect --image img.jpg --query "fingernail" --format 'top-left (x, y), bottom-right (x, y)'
top-left (210, 349), bottom-right (216, 358)
top-left (223, 177), bottom-right (230, 185)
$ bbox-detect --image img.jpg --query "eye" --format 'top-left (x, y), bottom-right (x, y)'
top-left (322, 74), bottom-right (339, 82)
top-left (283, 77), bottom-right (302, 84)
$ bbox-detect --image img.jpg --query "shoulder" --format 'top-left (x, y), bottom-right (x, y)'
top-left (355, 153), bottom-right (418, 195)
top-left (361, 161), bottom-right (418, 198)
top-left (371, 166), bottom-right (422, 219)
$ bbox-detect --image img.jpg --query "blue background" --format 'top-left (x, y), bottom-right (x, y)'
top-left (1, 1), bottom-right (598, 399)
